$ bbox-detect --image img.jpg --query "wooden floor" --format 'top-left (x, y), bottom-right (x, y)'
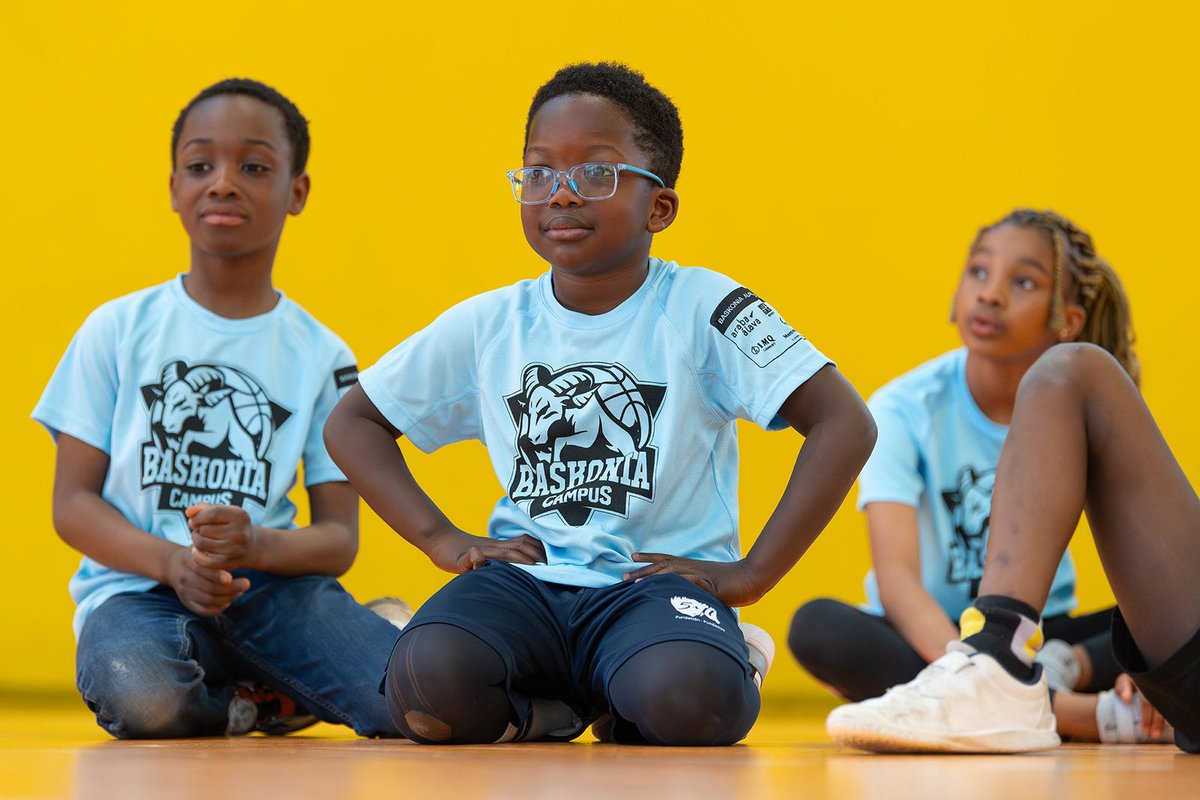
top-left (3, 694), bottom-right (1198, 800)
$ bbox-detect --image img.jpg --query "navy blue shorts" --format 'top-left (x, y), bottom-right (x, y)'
top-left (396, 560), bottom-right (753, 721)
top-left (1111, 608), bottom-right (1200, 752)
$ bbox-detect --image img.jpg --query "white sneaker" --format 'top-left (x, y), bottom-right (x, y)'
top-left (365, 596), bottom-right (415, 630)
top-left (739, 622), bottom-right (775, 689)
top-left (826, 644), bottom-right (1061, 753)
top-left (1035, 639), bottom-right (1081, 692)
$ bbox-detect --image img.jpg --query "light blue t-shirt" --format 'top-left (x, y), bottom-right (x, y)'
top-left (857, 348), bottom-right (1076, 620)
top-left (360, 258), bottom-right (832, 588)
top-left (32, 276), bottom-right (359, 637)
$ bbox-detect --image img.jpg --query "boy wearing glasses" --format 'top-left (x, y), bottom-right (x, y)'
top-left (325, 62), bottom-right (876, 746)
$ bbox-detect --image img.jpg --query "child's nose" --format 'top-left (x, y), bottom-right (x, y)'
top-left (546, 181), bottom-right (583, 207)
top-left (206, 165), bottom-right (241, 198)
top-left (977, 277), bottom-right (1006, 306)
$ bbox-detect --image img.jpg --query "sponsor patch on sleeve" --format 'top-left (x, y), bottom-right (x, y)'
top-left (709, 287), bottom-right (803, 367)
top-left (333, 365), bottom-right (359, 390)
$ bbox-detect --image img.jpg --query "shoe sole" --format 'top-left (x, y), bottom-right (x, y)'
top-left (827, 716), bottom-right (1060, 754)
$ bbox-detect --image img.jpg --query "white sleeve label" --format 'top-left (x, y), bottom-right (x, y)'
top-left (709, 287), bottom-right (803, 367)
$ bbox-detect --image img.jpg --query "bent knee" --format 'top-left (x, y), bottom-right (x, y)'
top-left (628, 681), bottom-right (758, 746)
top-left (612, 642), bottom-right (758, 746)
top-left (1022, 343), bottom-right (1124, 396)
top-left (788, 598), bottom-right (853, 667)
top-left (97, 683), bottom-right (208, 739)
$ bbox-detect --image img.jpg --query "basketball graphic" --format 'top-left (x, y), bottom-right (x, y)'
top-left (591, 364), bottom-right (653, 449)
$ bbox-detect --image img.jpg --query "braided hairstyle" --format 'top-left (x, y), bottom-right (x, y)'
top-left (977, 209), bottom-right (1140, 386)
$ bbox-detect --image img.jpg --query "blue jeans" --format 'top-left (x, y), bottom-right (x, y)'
top-left (75, 573), bottom-right (401, 739)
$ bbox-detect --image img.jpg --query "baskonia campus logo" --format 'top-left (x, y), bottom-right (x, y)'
top-left (505, 362), bottom-right (665, 526)
top-left (139, 360), bottom-right (292, 513)
top-left (941, 465), bottom-right (996, 591)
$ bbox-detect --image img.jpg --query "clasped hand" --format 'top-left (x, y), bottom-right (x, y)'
top-left (164, 503), bottom-right (258, 616)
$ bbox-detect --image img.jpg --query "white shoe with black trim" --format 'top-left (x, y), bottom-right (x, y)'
top-left (826, 643), bottom-right (1061, 753)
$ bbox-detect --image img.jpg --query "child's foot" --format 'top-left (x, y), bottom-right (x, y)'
top-left (739, 622), bottom-right (775, 689)
top-left (1034, 638), bottom-right (1082, 692)
top-left (365, 596), bottom-right (415, 630)
top-left (825, 643), bottom-right (1060, 753)
top-left (226, 683), bottom-right (318, 736)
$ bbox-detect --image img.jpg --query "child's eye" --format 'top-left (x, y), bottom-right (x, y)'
top-left (242, 163), bottom-right (270, 175)
top-left (581, 163), bottom-right (616, 184)
top-left (525, 168), bottom-right (552, 187)
top-left (1014, 277), bottom-right (1037, 291)
top-left (185, 162), bottom-right (211, 174)
top-left (967, 265), bottom-right (987, 280)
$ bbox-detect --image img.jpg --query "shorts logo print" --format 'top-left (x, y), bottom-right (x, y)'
top-left (671, 596), bottom-right (721, 624)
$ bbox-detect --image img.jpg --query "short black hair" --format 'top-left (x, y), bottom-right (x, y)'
top-left (171, 78), bottom-right (310, 176)
top-left (525, 62), bottom-right (683, 189)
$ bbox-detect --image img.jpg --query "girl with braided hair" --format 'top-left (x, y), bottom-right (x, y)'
top-left (792, 209), bottom-right (1161, 743)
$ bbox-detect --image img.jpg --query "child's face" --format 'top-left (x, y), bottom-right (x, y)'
top-left (170, 94), bottom-right (308, 263)
top-left (952, 223), bottom-right (1082, 362)
top-left (520, 94), bottom-right (676, 278)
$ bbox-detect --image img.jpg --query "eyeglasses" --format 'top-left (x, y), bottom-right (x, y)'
top-left (506, 162), bottom-right (665, 204)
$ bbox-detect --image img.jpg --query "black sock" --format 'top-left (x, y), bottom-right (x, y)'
top-left (959, 595), bottom-right (1042, 682)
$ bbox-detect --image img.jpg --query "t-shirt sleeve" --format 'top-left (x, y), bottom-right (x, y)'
top-left (302, 340), bottom-right (359, 487)
top-left (696, 282), bottom-right (833, 431)
top-left (856, 392), bottom-right (924, 509)
top-left (358, 299), bottom-right (483, 453)
top-left (31, 307), bottom-right (120, 453)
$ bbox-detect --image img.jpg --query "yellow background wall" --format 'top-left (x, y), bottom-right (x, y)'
top-left (2, 2), bottom-right (1197, 702)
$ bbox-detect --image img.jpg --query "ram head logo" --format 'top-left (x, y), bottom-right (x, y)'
top-left (144, 361), bottom-right (278, 461)
top-left (515, 363), bottom-right (653, 467)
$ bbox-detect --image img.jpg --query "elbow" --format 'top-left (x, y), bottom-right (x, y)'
top-left (323, 408), bottom-right (347, 467)
top-left (860, 405), bottom-right (878, 462)
top-left (328, 535), bottom-right (359, 577)
top-left (51, 495), bottom-right (83, 549)
top-left (846, 401), bottom-right (877, 469)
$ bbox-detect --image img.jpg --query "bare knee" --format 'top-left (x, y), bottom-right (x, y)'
top-left (1021, 343), bottom-right (1126, 399)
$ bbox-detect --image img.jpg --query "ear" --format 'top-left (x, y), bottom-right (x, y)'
top-left (169, 172), bottom-right (179, 212)
top-left (288, 172), bottom-right (311, 216)
top-left (1057, 300), bottom-right (1086, 342)
top-left (645, 187), bottom-right (680, 234)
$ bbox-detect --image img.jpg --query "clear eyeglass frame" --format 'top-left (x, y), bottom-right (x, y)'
top-left (505, 161), bottom-right (665, 204)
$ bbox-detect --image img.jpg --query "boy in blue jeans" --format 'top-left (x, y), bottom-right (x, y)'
top-left (33, 79), bottom-right (406, 739)
top-left (325, 62), bottom-right (876, 745)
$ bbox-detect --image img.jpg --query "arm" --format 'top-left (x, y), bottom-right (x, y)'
top-left (187, 480), bottom-right (360, 577)
top-left (629, 365), bottom-right (877, 606)
top-left (51, 433), bottom-right (249, 615)
top-left (322, 384), bottom-right (545, 573)
top-left (866, 501), bottom-right (959, 662)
